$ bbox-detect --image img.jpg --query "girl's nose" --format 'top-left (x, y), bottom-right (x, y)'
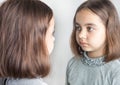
top-left (78, 30), bottom-right (87, 40)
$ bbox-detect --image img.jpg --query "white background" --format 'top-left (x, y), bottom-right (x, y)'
top-left (0, 0), bottom-right (120, 85)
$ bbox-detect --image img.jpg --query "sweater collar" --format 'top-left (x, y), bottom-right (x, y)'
top-left (81, 52), bottom-right (105, 66)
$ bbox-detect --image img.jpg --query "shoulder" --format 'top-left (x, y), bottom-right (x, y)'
top-left (66, 56), bottom-right (83, 83)
top-left (106, 59), bottom-right (120, 70)
top-left (66, 56), bottom-right (81, 72)
top-left (6, 78), bottom-right (47, 85)
top-left (111, 59), bottom-right (120, 74)
top-left (67, 56), bottom-right (80, 66)
top-left (107, 59), bottom-right (120, 85)
top-left (105, 59), bottom-right (120, 77)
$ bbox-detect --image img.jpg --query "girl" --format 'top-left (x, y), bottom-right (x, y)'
top-left (66, 0), bottom-right (120, 85)
top-left (0, 0), bottom-right (55, 85)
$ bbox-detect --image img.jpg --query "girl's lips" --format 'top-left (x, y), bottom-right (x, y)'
top-left (80, 41), bottom-right (87, 44)
top-left (80, 42), bottom-right (88, 46)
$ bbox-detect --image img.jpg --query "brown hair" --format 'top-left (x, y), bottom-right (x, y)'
top-left (0, 0), bottom-right (53, 78)
top-left (71, 0), bottom-right (120, 62)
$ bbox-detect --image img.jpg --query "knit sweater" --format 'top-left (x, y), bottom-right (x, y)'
top-left (66, 52), bottom-right (120, 85)
top-left (0, 77), bottom-right (47, 85)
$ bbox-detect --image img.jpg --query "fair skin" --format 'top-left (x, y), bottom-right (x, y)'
top-left (75, 9), bottom-right (106, 58)
top-left (46, 17), bottom-right (55, 54)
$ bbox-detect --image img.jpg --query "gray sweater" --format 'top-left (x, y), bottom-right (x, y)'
top-left (66, 52), bottom-right (120, 85)
top-left (0, 77), bottom-right (47, 85)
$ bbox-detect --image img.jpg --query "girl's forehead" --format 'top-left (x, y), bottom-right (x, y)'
top-left (75, 9), bottom-right (103, 25)
top-left (76, 9), bottom-right (98, 19)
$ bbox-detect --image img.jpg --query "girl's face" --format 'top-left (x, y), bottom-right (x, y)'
top-left (75, 9), bottom-right (106, 58)
top-left (46, 17), bottom-right (55, 54)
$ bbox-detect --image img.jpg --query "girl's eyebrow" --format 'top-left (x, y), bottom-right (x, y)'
top-left (75, 22), bottom-right (97, 27)
top-left (84, 23), bottom-right (97, 27)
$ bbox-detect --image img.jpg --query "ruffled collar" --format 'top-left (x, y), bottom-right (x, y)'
top-left (81, 52), bottom-right (105, 66)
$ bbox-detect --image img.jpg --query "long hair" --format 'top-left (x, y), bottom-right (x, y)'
top-left (71, 0), bottom-right (120, 62)
top-left (0, 0), bottom-right (53, 78)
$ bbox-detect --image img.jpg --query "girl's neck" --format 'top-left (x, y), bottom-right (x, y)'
top-left (87, 51), bottom-right (105, 58)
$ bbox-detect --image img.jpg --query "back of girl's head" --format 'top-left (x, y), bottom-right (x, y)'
top-left (0, 0), bottom-right (53, 78)
top-left (71, 0), bottom-right (120, 62)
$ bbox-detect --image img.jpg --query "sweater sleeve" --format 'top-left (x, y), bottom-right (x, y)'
top-left (0, 78), bottom-right (3, 85)
top-left (65, 63), bottom-right (70, 85)
top-left (111, 60), bottom-right (120, 85)
top-left (111, 71), bottom-right (120, 85)
top-left (65, 57), bottom-right (77, 85)
top-left (5, 78), bottom-right (48, 85)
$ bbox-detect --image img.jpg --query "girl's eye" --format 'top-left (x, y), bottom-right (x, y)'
top-left (75, 24), bottom-right (81, 31)
top-left (87, 27), bottom-right (94, 32)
